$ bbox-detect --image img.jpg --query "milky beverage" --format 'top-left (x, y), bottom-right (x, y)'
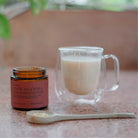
top-left (61, 56), bottom-right (101, 95)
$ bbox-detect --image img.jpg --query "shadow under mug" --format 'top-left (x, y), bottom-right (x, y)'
top-left (55, 47), bottom-right (119, 105)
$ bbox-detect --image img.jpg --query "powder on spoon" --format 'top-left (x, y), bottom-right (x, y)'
top-left (33, 112), bottom-right (49, 118)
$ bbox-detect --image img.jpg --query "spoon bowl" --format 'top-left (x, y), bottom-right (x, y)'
top-left (27, 110), bottom-right (59, 124)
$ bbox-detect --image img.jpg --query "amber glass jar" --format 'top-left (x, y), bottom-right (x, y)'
top-left (11, 67), bottom-right (48, 111)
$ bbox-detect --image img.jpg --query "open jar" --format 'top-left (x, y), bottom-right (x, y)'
top-left (11, 67), bottom-right (48, 110)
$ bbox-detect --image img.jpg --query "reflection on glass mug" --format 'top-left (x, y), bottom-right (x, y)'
top-left (55, 47), bottom-right (119, 105)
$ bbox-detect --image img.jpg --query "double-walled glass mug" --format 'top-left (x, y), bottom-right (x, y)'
top-left (55, 47), bottom-right (119, 105)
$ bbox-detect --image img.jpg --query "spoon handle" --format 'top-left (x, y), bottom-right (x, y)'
top-left (57, 113), bottom-right (135, 121)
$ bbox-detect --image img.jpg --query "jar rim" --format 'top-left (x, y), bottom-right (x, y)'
top-left (13, 66), bottom-right (46, 78)
top-left (13, 66), bottom-right (46, 72)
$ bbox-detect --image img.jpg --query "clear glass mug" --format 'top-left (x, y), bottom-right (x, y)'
top-left (55, 47), bottom-right (119, 105)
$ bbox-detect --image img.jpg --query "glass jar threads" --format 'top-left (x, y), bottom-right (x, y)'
top-left (11, 67), bottom-right (48, 110)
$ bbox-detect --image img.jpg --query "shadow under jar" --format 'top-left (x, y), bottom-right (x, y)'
top-left (11, 67), bottom-right (48, 111)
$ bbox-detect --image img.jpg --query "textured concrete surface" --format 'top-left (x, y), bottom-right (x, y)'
top-left (0, 68), bottom-right (137, 138)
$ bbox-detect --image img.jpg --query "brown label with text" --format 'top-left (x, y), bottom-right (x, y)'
top-left (11, 79), bottom-right (48, 109)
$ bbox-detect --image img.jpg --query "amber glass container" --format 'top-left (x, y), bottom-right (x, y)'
top-left (11, 67), bottom-right (48, 111)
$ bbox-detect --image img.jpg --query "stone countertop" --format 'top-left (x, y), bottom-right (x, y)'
top-left (0, 68), bottom-right (137, 138)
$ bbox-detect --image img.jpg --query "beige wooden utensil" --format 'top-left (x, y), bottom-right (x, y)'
top-left (26, 110), bottom-right (135, 124)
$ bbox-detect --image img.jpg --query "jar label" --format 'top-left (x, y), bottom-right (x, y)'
top-left (11, 79), bottom-right (48, 109)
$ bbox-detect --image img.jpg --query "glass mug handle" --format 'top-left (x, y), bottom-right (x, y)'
top-left (103, 54), bottom-right (120, 91)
